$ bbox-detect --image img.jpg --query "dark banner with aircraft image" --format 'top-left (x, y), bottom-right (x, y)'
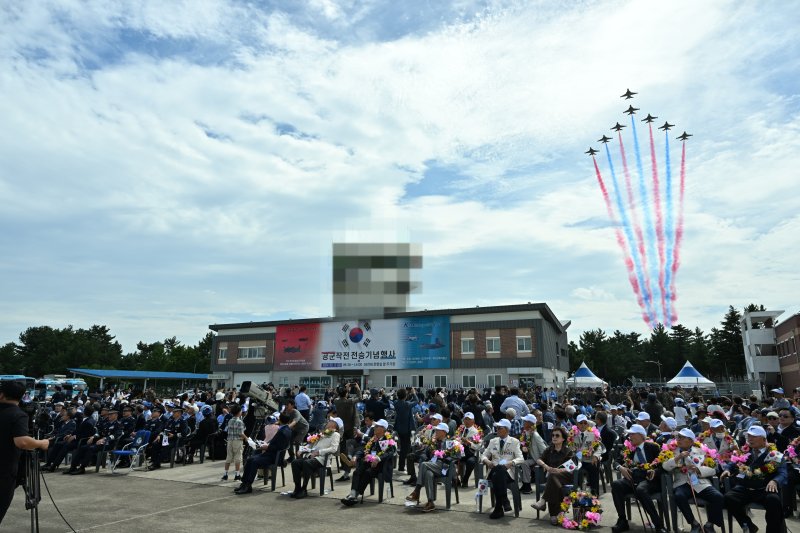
top-left (274, 316), bottom-right (450, 370)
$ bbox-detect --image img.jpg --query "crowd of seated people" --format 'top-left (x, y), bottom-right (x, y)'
top-left (29, 381), bottom-right (800, 531)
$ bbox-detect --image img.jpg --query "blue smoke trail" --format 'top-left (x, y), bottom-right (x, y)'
top-left (631, 116), bottom-right (661, 326)
top-left (663, 133), bottom-right (675, 322)
top-left (605, 143), bottom-right (653, 326)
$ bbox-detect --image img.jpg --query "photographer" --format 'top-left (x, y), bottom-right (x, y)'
top-left (0, 381), bottom-right (49, 525)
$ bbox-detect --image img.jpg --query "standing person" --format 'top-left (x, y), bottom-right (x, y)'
top-left (333, 383), bottom-right (359, 463)
top-left (222, 404), bottom-right (246, 482)
top-left (393, 388), bottom-right (416, 474)
top-left (294, 386), bottom-right (312, 421)
top-left (0, 381), bottom-right (49, 526)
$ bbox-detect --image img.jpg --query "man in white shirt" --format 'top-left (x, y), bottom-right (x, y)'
top-left (673, 398), bottom-right (689, 428)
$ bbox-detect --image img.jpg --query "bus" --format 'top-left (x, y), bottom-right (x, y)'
top-left (61, 378), bottom-right (88, 397)
top-left (0, 375), bottom-right (37, 397)
top-left (34, 378), bottom-right (63, 401)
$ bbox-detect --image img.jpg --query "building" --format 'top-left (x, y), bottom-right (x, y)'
top-left (740, 309), bottom-right (783, 387)
top-left (776, 312), bottom-right (800, 392)
top-left (208, 303), bottom-right (570, 396)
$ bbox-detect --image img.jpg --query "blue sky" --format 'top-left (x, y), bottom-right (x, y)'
top-left (1, 1), bottom-right (799, 353)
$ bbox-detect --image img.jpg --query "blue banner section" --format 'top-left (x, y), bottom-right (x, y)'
top-left (398, 315), bottom-right (450, 368)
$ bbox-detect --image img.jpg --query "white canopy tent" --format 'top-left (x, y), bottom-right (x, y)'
top-left (666, 361), bottom-right (715, 387)
top-left (565, 362), bottom-right (607, 386)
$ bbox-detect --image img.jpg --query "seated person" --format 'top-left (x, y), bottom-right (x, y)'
top-left (531, 426), bottom-right (574, 524)
top-left (233, 411), bottom-right (292, 495)
top-left (186, 405), bottom-right (218, 464)
top-left (66, 409), bottom-right (123, 475)
top-left (721, 425), bottom-right (786, 533)
top-left (610, 424), bottom-right (666, 533)
top-left (457, 412), bottom-right (483, 487)
top-left (290, 417), bottom-right (343, 498)
top-left (518, 413), bottom-right (548, 494)
top-left (574, 414), bottom-right (604, 496)
top-left (481, 419), bottom-right (524, 519)
top-left (405, 423), bottom-right (459, 512)
top-left (338, 412), bottom-right (375, 482)
top-left (43, 410), bottom-right (76, 471)
top-left (663, 428), bottom-right (724, 533)
top-left (404, 413), bottom-right (442, 485)
top-left (340, 419), bottom-right (396, 506)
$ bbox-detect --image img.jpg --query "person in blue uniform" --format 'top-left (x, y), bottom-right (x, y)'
top-left (233, 411), bottom-right (292, 494)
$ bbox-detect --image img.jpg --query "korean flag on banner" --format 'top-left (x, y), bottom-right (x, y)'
top-left (561, 459), bottom-right (581, 472)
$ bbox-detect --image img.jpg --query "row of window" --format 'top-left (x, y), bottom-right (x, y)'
top-left (218, 347), bottom-right (265, 360)
top-left (384, 374), bottom-right (504, 388)
top-left (461, 336), bottom-right (531, 354)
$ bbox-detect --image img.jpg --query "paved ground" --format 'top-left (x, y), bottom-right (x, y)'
top-left (3, 459), bottom-right (793, 533)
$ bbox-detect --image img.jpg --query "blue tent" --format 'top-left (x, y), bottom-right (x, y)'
top-left (566, 362), bottom-right (606, 386)
top-left (666, 361), bottom-right (714, 386)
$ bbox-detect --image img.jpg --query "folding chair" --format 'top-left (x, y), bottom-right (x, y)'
top-left (110, 430), bottom-right (151, 474)
top-left (477, 464), bottom-right (523, 517)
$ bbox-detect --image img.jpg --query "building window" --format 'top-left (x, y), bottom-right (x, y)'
top-left (412, 375), bottom-right (424, 388)
top-left (487, 374), bottom-right (502, 387)
top-left (462, 375), bottom-right (476, 388)
top-left (434, 375), bottom-right (447, 388)
top-left (279, 377), bottom-right (289, 387)
top-left (486, 337), bottom-right (500, 353)
top-left (218, 348), bottom-right (227, 360)
top-left (385, 375), bottom-right (397, 388)
top-left (461, 338), bottom-right (475, 354)
top-left (238, 346), bottom-right (265, 359)
top-left (516, 336), bottom-right (532, 352)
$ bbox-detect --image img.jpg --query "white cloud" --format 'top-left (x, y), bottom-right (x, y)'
top-left (0, 0), bottom-right (798, 351)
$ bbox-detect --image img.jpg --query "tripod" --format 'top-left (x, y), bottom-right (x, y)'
top-left (23, 449), bottom-right (41, 533)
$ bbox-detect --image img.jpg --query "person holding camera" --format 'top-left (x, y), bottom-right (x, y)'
top-left (0, 381), bottom-right (50, 525)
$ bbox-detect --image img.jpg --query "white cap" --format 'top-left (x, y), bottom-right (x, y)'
top-left (435, 423), bottom-right (449, 432)
top-left (332, 417), bottom-right (344, 430)
top-left (576, 414), bottom-right (588, 423)
top-left (747, 425), bottom-right (767, 438)
top-left (701, 417), bottom-right (712, 424)
top-left (709, 419), bottom-right (724, 429)
top-left (637, 412), bottom-right (651, 421)
top-left (505, 407), bottom-right (517, 417)
top-left (627, 424), bottom-right (647, 436)
top-left (495, 419), bottom-right (512, 429)
top-left (678, 428), bottom-right (695, 440)
top-left (771, 388), bottom-right (784, 394)
top-left (432, 413), bottom-right (443, 421)
top-left (662, 417), bottom-right (677, 430)
top-left (375, 419), bottom-right (389, 429)
top-left (463, 412), bottom-right (475, 420)
top-left (522, 414), bottom-right (537, 424)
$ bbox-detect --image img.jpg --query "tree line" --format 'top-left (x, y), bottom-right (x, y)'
top-left (568, 304), bottom-right (765, 384)
top-left (0, 324), bottom-right (213, 378)
top-left (0, 304), bottom-right (764, 385)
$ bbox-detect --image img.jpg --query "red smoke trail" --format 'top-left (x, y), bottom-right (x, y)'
top-left (593, 157), bottom-right (649, 324)
top-left (618, 133), bottom-right (654, 324)
top-left (669, 142), bottom-right (687, 324)
top-left (648, 123), bottom-right (668, 325)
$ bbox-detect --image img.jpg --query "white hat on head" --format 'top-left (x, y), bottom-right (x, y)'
top-left (495, 419), bottom-right (512, 429)
top-left (463, 412), bottom-right (475, 420)
top-left (701, 417), bottom-right (712, 424)
top-left (375, 419), bottom-right (389, 429)
top-left (678, 428), bottom-right (695, 440)
top-left (747, 425), bottom-right (767, 438)
top-left (522, 414), bottom-right (537, 424)
top-left (709, 419), bottom-right (724, 429)
top-left (332, 417), bottom-right (344, 430)
top-left (627, 424), bottom-right (647, 437)
top-left (432, 413), bottom-right (443, 421)
top-left (505, 407), bottom-right (517, 417)
top-left (576, 414), bottom-right (588, 423)
top-left (435, 423), bottom-right (449, 432)
top-left (662, 417), bottom-right (677, 430)
top-left (637, 412), bottom-right (651, 421)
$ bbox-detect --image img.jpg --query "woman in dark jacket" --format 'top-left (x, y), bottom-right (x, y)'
top-left (644, 392), bottom-right (664, 426)
top-left (530, 426), bottom-right (575, 524)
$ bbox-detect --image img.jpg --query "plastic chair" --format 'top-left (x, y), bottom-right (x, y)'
top-left (666, 473), bottom-right (725, 533)
top-left (110, 430), bottom-right (151, 474)
top-left (532, 464), bottom-right (578, 519)
top-left (309, 453), bottom-right (336, 496)
top-left (363, 459), bottom-right (394, 503)
top-left (262, 446), bottom-right (288, 491)
top-left (723, 477), bottom-right (786, 533)
top-left (477, 464), bottom-right (522, 517)
top-left (615, 469), bottom-right (671, 531)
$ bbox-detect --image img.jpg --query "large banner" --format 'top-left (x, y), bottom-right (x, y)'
top-left (274, 316), bottom-right (450, 370)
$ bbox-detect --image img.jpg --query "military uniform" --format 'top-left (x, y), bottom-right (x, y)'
top-left (68, 412), bottom-right (124, 474)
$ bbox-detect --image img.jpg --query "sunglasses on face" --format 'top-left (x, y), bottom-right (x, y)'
top-left (768, 416), bottom-right (779, 420)
top-left (780, 414), bottom-right (792, 419)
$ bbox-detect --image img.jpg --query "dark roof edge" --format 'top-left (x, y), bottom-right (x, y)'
top-left (209, 302), bottom-right (566, 334)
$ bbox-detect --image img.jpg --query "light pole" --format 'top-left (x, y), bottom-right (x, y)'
top-left (644, 360), bottom-right (663, 384)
